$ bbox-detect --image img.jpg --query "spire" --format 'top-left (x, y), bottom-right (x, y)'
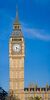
top-left (16, 6), bottom-right (18, 21)
top-left (12, 6), bottom-right (22, 37)
top-left (13, 6), bottom-right (20, 25)
top-left (13, 6), bottom-right (21, 32)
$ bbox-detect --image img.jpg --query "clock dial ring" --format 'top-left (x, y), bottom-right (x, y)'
top-left (12, 43), bottom-right (21, 53)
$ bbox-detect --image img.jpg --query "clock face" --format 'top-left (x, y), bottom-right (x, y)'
top-left (13, 44), bottom-right (21, 53)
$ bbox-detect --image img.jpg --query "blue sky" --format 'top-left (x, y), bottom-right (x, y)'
top-left (0, 0), bottom-right (50, 91)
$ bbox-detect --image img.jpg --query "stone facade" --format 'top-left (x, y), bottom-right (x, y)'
top-left (24, 87), bottom-right (50, 100)
top-left (9, 11), bottom-right (50, 100)
top-left (9, 13), bottom-right (25, 100)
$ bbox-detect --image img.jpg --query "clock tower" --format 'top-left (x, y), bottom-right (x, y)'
top-left (9, 11), bottom-right (25, 100)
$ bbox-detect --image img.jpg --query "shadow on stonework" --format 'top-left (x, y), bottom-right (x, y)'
top-left (5, 90), bottom-right (20, 100)
top-left (5, 95), bottom-right (20, 100)
top-left (26, 96), bottom-right (42, 100)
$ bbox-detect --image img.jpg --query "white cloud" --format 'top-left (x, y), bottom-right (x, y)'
top-left (2, 13), bottom-right (50, 42)
top-left (22, 26), bottom-right (50, 41)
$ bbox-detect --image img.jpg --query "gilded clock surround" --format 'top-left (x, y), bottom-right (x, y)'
top-left (11, 42), bottom-right (22, 55)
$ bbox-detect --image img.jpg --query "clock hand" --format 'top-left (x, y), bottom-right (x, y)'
top-left (16, 47), bottom-right (18, 49)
